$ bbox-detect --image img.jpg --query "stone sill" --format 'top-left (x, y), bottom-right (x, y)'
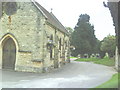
top-left (31, 59), bottom-right (44, 62)
top-left (50, 58), bottom-right (55, 60)
top-left (18, 50), bottom-right (32, 53)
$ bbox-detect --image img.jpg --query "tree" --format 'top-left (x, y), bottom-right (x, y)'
top-left (100, 35), bottom-right (116, 57)
top-left (66, 27), bottom-right (74, 35)
top-left (66, 27), bottom-right (74, 45)
top-left (71, 14), bottom-right (99, 57)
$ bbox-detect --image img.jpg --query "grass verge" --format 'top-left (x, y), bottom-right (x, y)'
top-left (75, 57), bottom-right (115, 66)
top-left (96, 72), bottom-right (120, 88)
top-left (70, 57), bottom-right (77, 58)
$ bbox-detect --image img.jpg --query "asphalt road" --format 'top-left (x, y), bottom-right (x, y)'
top-left (1, 58), bottom-right (117, 88)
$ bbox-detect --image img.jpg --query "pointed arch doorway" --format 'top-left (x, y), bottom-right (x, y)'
top-left (2, 37), bottom-right (16, 70)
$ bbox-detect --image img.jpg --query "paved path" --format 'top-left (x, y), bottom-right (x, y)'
top-left (1, 58), bottom-right (117, 88)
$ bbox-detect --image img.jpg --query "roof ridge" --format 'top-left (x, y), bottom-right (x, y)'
top-left (50, 12), bottom-right (67, 31)
top-left (32, 0), bottom-right (48, 19)
top-left (33, 1), bottom-right (69, 34)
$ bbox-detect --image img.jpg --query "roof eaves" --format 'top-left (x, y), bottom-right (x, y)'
top-left (46, 21), bottom-right (69, 36)
top-left (32, 0), bottom-right (48, 19)
top-left (50, 13), bottom-right (67, 30)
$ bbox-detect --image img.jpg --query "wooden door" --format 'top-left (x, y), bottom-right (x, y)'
top-left (2, 38), bottom-right (16, 70)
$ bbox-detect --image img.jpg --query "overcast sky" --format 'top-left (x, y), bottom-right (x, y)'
top-left (36, 0), bottom-right (115, 40)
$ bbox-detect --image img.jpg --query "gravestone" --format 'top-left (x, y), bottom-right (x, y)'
top-left (104, 53), bottom-right (109, 58)
top-left (84, 54), bottom-right (88, 58)
top-left (90, 54), bottom-right (95, 58)
top-left (77, 54), bottom-right (81, 58)
top-left (96, 53), bottom-right (100, 58)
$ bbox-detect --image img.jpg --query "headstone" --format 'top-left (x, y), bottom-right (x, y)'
top-left (84, 54), bottom-right (88, 58)
top-left (104, 52), bottom-right (109, 58)
top-left (96, 53), bottom-right (100, 58)
top-left (90, 54), bottom-right (95, 58)
top-left (77, 54), bottom-right (81, 58)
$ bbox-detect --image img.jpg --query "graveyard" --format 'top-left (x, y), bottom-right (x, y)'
top-left (72, 52), bottom-right (114, 66)
top-left (0, 0), bottom-right (119, 89)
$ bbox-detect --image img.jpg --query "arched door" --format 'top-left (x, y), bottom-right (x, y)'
top-left (2, 38), bottom-right (16, 70)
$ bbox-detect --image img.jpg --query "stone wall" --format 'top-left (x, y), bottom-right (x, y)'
top-left (42, 22), bottom-right (70, 72)
top-left (0, 2), bottom-right (70, 73)
top-left (0, 2), bottom-right (46, 72)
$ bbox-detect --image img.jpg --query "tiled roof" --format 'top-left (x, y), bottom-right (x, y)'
top-left (33, 1), bottom-right (68, 34)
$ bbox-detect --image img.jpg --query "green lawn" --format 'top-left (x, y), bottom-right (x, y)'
top-left (75, 57), bottom-right (115, 66)
top-left (96, 73), bottom-right (120, 88)
top-left (70, 57), bottom-right (77, 58)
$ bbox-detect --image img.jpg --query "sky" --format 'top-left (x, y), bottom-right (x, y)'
top-left (36, 0), bottom-right (115, 40)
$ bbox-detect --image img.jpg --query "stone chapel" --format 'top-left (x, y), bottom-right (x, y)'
top-left (0, 0), bottom-right (70, 73)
